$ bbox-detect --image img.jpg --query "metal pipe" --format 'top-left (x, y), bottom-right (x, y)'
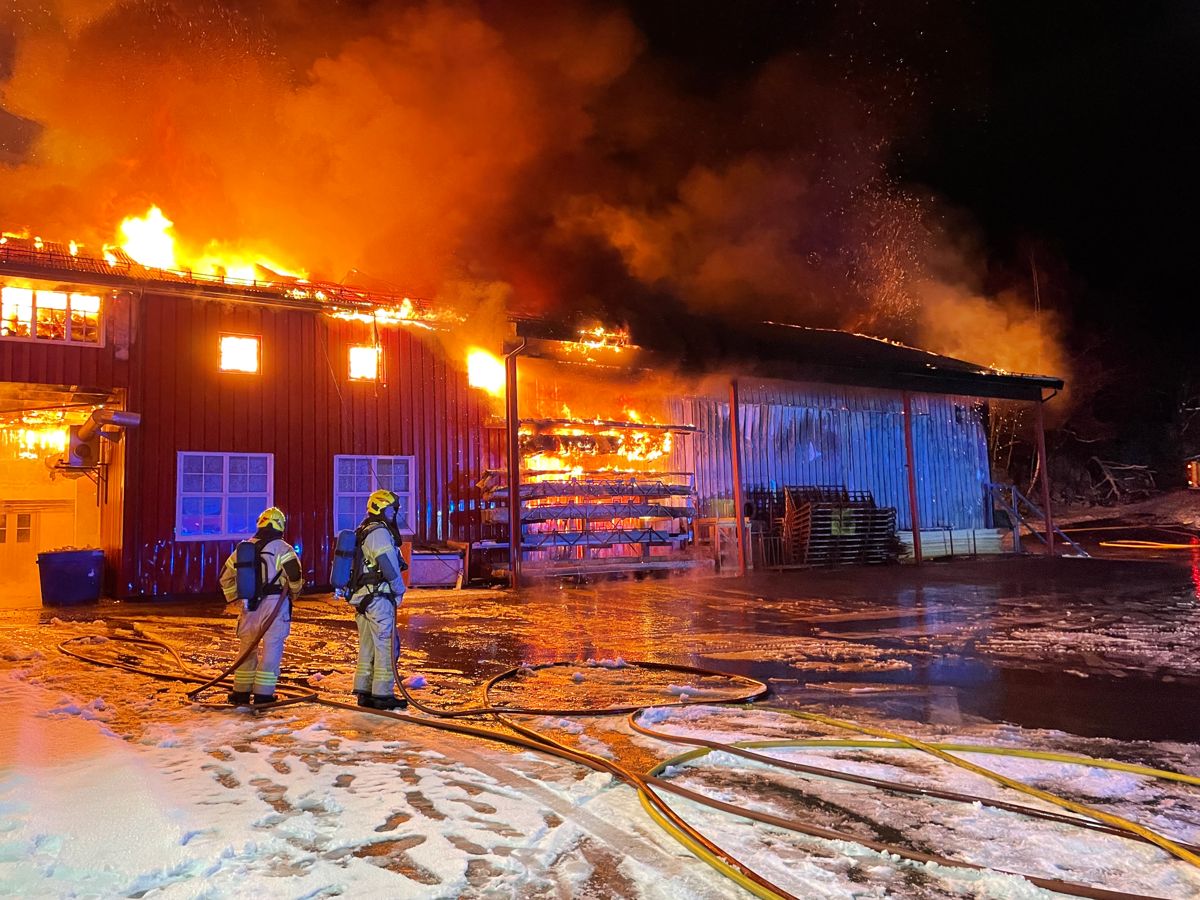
top-left (78, 408), bottom-right (141, 443)
top-left (1035, 396), bottom-right (1055, 555)
top-left (902, 391), bottom-right (923, 565)
top-left (728, 379), bottom-right (747, 576)
top-left (504, 339), bottom-right (526, 589)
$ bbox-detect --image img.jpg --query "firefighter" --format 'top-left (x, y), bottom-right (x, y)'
top-left (349, 489), bottom-right (408, 710)
top-left (218, 506), bottom-right (304, 706)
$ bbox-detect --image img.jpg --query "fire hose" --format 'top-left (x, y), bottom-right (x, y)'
top-left (56, 615), bottom-right (1200, 900)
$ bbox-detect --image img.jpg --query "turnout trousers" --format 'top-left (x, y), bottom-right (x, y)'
top-left (233, 593), bottom-right (291, 695)
top-left (354, 593), bottom-right (398, 698)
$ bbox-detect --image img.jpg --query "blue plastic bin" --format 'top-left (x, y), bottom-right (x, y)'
top-left (36, 549), bottom-right (105, 606)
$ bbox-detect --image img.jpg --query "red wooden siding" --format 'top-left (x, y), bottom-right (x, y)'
top-left (120, 292), bottom-right (504, 597)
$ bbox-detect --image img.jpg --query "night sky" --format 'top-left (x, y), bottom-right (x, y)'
top-left (629, 0), bottom-right (1200, 446)
top-left (2, 0), bottom-right (1197, 459)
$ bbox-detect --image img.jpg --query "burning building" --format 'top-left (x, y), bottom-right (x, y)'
top-left (0, 225), bottom-right (1062, 600)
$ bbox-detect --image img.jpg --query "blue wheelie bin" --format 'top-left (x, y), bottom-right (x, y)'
top-left (37, 549), bottom-right (105, 606)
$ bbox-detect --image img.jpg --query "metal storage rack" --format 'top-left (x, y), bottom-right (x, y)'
top-left (480, 472), bottom-right (704, 576)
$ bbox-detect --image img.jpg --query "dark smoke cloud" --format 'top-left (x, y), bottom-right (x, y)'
top-left (0, 0), bottom-right (1065, 385)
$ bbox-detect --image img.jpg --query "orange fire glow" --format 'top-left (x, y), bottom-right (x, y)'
top-left (117, 206), bottom-right (178, 270)
top-left (467, 348), bottom-right (506, 395)
top-left (561, 323), bottom-right (630, 358)
top-left (112, 205), bottom-right (308, 282)
top-left (519, 411), bottom-right (674, 474)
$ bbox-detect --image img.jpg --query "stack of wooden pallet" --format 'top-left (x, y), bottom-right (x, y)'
top-left (779, 486), bottom-right (898, 567)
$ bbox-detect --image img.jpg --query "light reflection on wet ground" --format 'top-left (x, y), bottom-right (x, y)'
top-left (7, 555), bottom-right (1200, 741)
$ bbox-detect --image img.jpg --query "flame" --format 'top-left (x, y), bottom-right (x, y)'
top-left (118, 206), bottom-right (178, 269)
top-left (190, 241), bottom-right (307, 284)
top-left (467, 348), bottom-right (506, 395)
top-left (0, 408), bottom-right (74, 460)
top-left (518, 408), bottom-right (674, 473)
top-left (114, 205), bottom-right (309, 281)
top-left (561, 323), bottom-right (630, 357)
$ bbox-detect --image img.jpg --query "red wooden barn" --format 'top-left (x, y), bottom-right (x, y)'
top-left (1, 236), bottom-right (1064, 602)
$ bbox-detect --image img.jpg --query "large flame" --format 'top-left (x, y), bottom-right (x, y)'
top-left (117, 206), bottom-right (177, 270)
top-left (113, 205), bottom-right (308, 282)
top-left (467, 348), bottom-right (505, 396)
top-left (519, 411), bottom-right (674, 474)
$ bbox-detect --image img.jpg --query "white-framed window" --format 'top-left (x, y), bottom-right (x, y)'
top-left (176, 451), bottom-right (273, 540)
top-left (219, 333), bottom-right (260, 373)
top-left (334, 455), bottom-right (416, 534)
top-left (0, 285), bottom-right (103, 345)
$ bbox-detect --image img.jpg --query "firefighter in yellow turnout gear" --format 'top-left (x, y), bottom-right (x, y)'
top-left (349, 489), bottom-right (408, 710)
top-left (219, 507), bottom-right (304, 706)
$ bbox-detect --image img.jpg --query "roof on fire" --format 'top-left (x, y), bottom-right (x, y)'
top-left (514, 317), bottom-right (1063, 403)
top-left (1, 235), bottom-right (1062, 403)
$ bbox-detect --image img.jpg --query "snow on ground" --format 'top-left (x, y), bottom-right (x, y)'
top-left (0, 665), bottom-right (734, 899)
top-left (6, 593), bottom-right (1200, 898)
top-left (630, 705), bottom-right (1200, 898)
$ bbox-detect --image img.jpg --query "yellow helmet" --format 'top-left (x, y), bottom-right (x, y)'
top-left (366, 489), bottom-right (399, 516)
top-left (256, 506), bottom-right (286, 532)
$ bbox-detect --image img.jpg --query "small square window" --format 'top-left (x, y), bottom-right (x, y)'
top-left (0, 514), bottom-right (7, 543)
top-left (16, 512), bottom-right (32, 543)
top-left (348, 345), bottom-right (381, 381)
top-left (219, 334), bottom-right (260, 373)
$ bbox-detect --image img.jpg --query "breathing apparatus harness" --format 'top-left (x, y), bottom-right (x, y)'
top-left (344, 515), bottom-right (407, 613)
top-left (234, 530), bottom-right (287, 612)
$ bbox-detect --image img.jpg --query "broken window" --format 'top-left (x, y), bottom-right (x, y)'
top-left (0, 286), bottom-right (102, 345)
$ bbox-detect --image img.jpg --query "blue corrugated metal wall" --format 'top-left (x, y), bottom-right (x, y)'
top-left (671, 380), bottom-right (991, 530)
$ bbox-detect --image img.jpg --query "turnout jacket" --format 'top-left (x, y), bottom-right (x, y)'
top-left (349, 521), bottom-right (407, 605)
top-left (219, 538), bottom-right (305, 604)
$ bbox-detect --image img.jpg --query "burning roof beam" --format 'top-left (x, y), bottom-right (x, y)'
top-left (519, 417), bottom-right (698, 433)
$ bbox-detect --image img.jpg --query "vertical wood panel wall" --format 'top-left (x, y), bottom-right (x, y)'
top-left (120, 294), bottom-right (503, 596)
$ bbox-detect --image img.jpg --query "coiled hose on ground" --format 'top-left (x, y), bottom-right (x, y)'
top-left (56, 609), bottom-right (1200, 900)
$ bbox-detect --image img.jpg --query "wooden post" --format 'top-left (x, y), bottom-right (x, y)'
top-left (1035, 396), bottom-right (1055, 554)
top-left (729, 379), bottom-right (747, 576)
top-left (902, 391), bottom-right (923, 565)
top-left (505, 346), bottom-right (522, 588)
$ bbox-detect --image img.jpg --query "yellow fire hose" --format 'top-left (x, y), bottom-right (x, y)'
top-left (1099, 539), bottom-right (1200, 550)
top-left (773, 708), bottom-right (1200, 868)
top-left (55, 619), bottom-right (1200, 900)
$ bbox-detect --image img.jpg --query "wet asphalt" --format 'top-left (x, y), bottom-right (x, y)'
top-left (8, 552), bottom-right (1200, 743)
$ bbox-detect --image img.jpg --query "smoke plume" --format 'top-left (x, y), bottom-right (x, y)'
top-left (0, 0), bottom-right (1065, 385)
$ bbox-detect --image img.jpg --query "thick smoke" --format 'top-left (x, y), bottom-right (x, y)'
top-left (0, 0), bottom-right (1065, 385)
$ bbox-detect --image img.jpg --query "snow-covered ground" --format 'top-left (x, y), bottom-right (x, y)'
top-left (3, 609), bottom-right (1200, 899)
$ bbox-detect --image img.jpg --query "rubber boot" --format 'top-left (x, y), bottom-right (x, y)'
top-left (251, 693), bottom-right (277, 706)
top-left (354, 690), bottom-right (372, 708)
top-left (227, 690), bottom-right (252, 706)
top-left (368, 694), bottom-right (406, 711)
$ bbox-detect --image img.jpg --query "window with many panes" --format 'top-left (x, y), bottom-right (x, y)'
top-left (333, 455), bottom-right (416, 534)
top-left (0, 286), bottom-right (102, 345)
top-left (176, 452), bottom-right (273, 540)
